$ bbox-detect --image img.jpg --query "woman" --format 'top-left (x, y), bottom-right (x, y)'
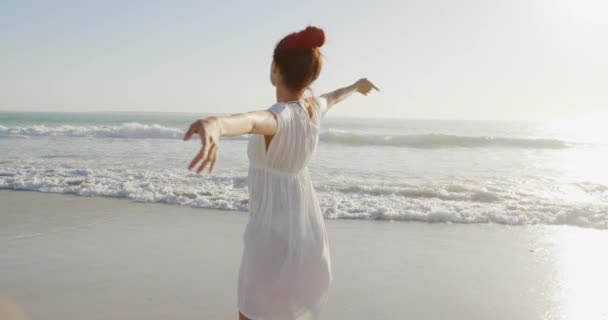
top-left (184, 26), bottom-right (378, 320)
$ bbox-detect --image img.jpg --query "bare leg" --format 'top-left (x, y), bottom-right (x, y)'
top-left (239, 311), bottom-right (251, 320)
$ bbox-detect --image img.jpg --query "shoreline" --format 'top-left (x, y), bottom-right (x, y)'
top-left (2, 189), bottom-right (605, 230)
top-left (1, 190), bottom-right (608, 319)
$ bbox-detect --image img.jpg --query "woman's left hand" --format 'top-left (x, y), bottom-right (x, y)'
top-left (183, 117), bottom-right (222, 174)
top-left (355, 78), bottom-right (380, 96)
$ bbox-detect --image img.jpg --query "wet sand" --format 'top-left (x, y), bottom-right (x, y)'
top-left (1, 190), bottom-right (607, 319)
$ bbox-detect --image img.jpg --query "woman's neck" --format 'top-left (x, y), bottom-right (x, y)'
top-left (276, 85), bottom-right (303, 103)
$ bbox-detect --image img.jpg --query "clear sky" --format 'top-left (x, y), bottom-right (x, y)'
top-left (1, 0), bottom-right (607, 120)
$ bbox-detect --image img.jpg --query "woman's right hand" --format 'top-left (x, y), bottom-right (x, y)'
top-left (355, 78), bottom-right (380, 96)
top-left (183, 117), bottom-right (222, 174)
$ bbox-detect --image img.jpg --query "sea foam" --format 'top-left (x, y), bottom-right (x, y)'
top-left (1, 163), bottom-right (606, 229)
top-left (0, 123), bottom-right (184, 139)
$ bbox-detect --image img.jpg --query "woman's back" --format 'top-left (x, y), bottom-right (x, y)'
top-left (247, 99), bottom-right (323, 175)
top-left (240, 98), bottom-right (332, 320)
top-left (182, 24), bottom-right (377, 320)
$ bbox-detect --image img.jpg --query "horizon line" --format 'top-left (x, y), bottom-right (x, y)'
top-left (0, 109), bottom-right (554, 123)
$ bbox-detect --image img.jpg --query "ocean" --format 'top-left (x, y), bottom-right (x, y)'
top-left (1, 111), bottom-right (607, 229)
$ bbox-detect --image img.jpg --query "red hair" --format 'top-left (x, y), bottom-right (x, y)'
top-left (276, 26), bottom-right (326, 51)
top-left (273, 26), bottom-right (325, 91)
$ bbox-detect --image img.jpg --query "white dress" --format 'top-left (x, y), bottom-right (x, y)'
top-left (238, 97), bottom-right (332, 320)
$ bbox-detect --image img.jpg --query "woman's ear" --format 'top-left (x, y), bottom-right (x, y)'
top-left (270, 61), bottom-right (279, 86)
top-left (272, 62), bottom-right (280, 77)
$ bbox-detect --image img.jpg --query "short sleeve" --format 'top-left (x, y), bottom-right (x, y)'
top-left (267, 103), bottom-right (289, 133)
top-left (312, 96), bottom-right (330, 119)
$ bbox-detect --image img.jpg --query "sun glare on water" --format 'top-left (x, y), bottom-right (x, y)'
top-left (550, 115), bottom-right (608, 166)
top-left (547, 116), bottom-right (608, 145)
top-left (548, 228), bottom-right (608, 320)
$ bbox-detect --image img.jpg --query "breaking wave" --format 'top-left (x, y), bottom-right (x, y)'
top-left (0, 123), bottom-right (572, 149)
top-left (1, 164), bottom-right (606, 229)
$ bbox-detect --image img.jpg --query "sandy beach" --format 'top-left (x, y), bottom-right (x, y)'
top-left (3, 0), bottom-right (608, 318)
top-left (1, 190), bottom-right (607, 320)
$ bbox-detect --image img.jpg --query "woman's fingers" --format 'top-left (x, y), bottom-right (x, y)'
top-left (364, 79), bottom-right (380, 92)
top-left (356, 78), bottom-right (380, 95)
top-left (196, 157), bottom-right (210, 174)
top-left (199, 131), bottom-right (211, 161)
top-left (183, 122), bottom-right (198, 141)
top-left (208, 144), bottom-right (219, 173)
top-left (190, 142), bottom-right (218, 173)
top-left (197, 144), bottom-right (217, 174)
top-left (185, 118), bottom-right (221, 174)
top-left (188, 147), bottom-right (205, 170)
top-left (188, 130), bottom-right (208, 170)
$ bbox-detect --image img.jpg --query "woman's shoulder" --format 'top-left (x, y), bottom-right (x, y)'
top-left (305, 96), bottom-right (328, 119)
top-left (305, 96), bottom-right (323, 107)
top-left (267, 103), bottom-right (289, 115)
top-left (267, 98), bottom-right (324, 123)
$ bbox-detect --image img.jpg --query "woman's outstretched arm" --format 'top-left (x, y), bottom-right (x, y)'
top-left (320, 78), bottom-right (379, 113)
top-left (183, 111), bottom-right (278, 173)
